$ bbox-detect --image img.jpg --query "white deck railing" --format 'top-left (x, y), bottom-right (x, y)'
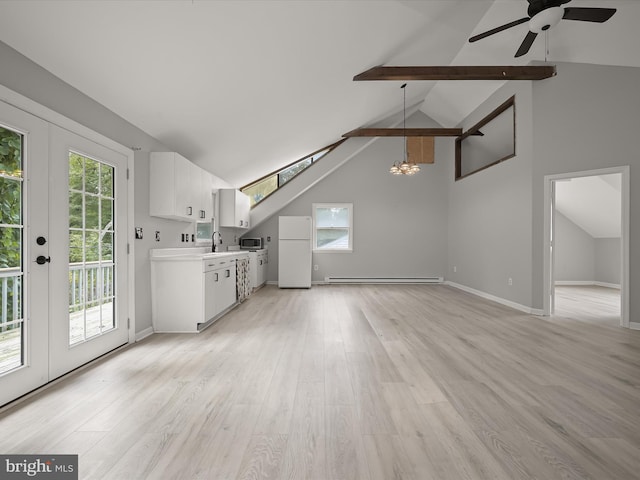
top-left (0, 267), bottom-right (21, 332)
top-left (0, 261), bottom-right (114, 331)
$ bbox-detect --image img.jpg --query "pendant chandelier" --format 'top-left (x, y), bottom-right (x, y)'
top-left (389, 83), bottom-right (420, 176)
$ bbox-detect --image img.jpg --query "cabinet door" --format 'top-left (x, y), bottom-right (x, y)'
top-left (219, 189), bottom-right (235, 227)
top-left (204, 270), bottom-right (218, 321)
top-left (235, 191), bottom-right (250, 228)
top-left (220, 189), bottom-right (250, 228)
top-left (220, 263), bottom-right (237, 312)
top-left (257, 254), bottom-right (265, 286)
top-left (199, 171), bottom-right (213, 220)
top-left (174, 154), bottom-right (196, 219)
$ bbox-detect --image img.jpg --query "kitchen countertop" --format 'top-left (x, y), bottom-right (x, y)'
top-left (150, 247), bottom-right (250, 261)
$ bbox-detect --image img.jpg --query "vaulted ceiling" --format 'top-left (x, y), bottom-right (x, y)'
top-left (1, 0), bottom-right (638, 186)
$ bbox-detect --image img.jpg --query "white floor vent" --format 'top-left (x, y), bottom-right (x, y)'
top-left (323, 276), bottom-right (443, 284)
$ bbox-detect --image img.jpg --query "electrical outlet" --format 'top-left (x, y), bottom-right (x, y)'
top-left (155, 231), bottom-right (160, 242)
top-left (314, 264), bottom-right (319, 271)
top-left (453, 266), bottom-right (457, 273)
top-left (508, 277), bottom-right (513, 286)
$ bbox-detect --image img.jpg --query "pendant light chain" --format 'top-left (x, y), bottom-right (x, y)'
top-left (403, 83), bottom-right (407, 163)
top-left (389, 83), bottom-right (420, 176)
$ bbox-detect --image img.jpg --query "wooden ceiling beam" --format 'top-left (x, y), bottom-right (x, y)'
top-left (353, 65), bottom-right (556, 81)
top-left (343, 128), bottom-right (462, 138)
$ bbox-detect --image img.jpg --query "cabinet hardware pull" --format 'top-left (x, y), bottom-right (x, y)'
top-left (215, 273), bottom-right (219, 281)
top-left (226, 269), bottom-right (230, 277)
top-left (187, 206), bottom-right (193, 216)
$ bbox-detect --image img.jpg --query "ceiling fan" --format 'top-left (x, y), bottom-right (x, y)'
top-left (468, 0), bottom-right (617, 57)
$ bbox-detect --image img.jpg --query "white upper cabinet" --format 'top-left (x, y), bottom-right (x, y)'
top-left (150, 152), bottom-right (212, 222)
top-left (198, 170), bottom-right (213, 220)
top-left (219, 188), bottom-right (250, 228)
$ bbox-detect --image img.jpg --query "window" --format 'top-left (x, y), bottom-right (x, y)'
top-left (455, 95), bottom-right (515, 180)
top-left (313, 203), bottom-right (352, 252)
top-left (0, 125), bottom-right (24, 374)
top-left (241, 139), bottom-right (345, 207)
top-left (68, 152), bottom-right (115, 345)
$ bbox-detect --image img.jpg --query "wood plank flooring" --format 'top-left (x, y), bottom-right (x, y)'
top-left (1, 284), bottom-right (640, 479)
top-left (554, 285), bottom-right (621, 327)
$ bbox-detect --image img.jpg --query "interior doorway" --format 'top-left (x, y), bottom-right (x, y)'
top-left (543, 166), bottom-right (629, 328)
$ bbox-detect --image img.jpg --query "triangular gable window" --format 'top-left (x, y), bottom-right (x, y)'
top-left (241, 139), bottom-right (344, 207)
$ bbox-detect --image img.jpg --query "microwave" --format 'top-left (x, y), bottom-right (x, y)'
top-left (240, 237), bottom-right (263, 250)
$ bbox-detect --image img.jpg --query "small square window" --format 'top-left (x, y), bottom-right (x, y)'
top-left (312, 203), bottom-right (352, 252)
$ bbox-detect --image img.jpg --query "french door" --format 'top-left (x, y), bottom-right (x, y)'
top-left (0, 101), bottom-right (129, 406)
top-left (48, 126), bottom-right (129, 379)
top-left (0, 101), bottom-right (49, 405)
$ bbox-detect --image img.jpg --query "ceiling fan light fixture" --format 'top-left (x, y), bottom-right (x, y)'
top-left (529, 6), bottom-right (564, 33)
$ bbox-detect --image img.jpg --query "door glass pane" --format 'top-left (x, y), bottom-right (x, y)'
top-left (68, 152), bottom-right (115, 346)
top-left (0, 126), bottom-right (24, 374)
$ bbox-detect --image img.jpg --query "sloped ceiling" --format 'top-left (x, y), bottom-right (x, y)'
top-left (555, 174), bottom-right (622, 238)
top-left (0, 0), bottom-right (638, 187)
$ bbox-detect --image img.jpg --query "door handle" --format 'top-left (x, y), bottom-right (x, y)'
top-left (36, 255), bottom-right (51, 265)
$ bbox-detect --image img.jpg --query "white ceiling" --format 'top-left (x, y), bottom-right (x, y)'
top-left (555, 174), bottom-right (622, 238)
top-left (1, 0), bottom-right (638, 187)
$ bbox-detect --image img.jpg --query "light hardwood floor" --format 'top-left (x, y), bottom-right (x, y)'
top-left (554, 285), bottom-right (621, 327)
top-left (1, 284), bottom-right (640, 479)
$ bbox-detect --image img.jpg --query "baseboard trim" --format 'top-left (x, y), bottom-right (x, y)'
top-left (595, 281), bottom-right (621, 290)
top-left (324, 276), bottom-right (443, 285)
top-left (555, 280), bottom-right (621, 290)
top-left (445, 281), bottom-right (543, 316)
top-left (135, 326), bottom-right (154, 342)
top-left (630, 322), bottom-right (640, 331)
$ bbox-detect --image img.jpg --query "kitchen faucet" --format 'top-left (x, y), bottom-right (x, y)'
top-left (212, 231), bottom-right (222, 252)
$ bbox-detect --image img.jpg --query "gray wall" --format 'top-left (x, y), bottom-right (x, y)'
top-left (531, 62), bottom-right (638, 318)
top-left (595, 238), bottom-right (621, 286)
top-left (554, 212), bottom-right (595, 282)
top-left (446, 81), bottom-right (534, 307)
top-left (555, 211), bottom-right (621, 285)
top-left (247, 111), bottom-right (449, 283)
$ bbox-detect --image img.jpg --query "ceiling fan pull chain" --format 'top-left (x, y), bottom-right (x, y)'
top-left (545, 30), bottom-right (549, 62)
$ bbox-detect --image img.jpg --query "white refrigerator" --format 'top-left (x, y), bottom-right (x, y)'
top-left (278, 216), bottom-right (312, 288)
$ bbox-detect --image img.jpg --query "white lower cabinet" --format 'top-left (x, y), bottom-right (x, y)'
top-left (204, 258), bottom-right (237, 319)
top-left (151, 249), bottom-right (246, 333)
top-left (248, 249), bottom-right (268, 290)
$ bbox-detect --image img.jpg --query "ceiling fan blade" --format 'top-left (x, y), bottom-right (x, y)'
top-left (515, 31), bottom-right (538, 57)
top-left (469, 17), bottom-right (529, 42)
top-left (562, 7), bottom-right (616, 23)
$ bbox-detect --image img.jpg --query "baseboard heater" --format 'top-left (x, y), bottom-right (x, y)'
top-left (324, 276), bottom-right (443, 284)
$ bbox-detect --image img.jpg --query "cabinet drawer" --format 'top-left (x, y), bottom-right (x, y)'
top-left (203, 258), bottom-right (231, 273)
